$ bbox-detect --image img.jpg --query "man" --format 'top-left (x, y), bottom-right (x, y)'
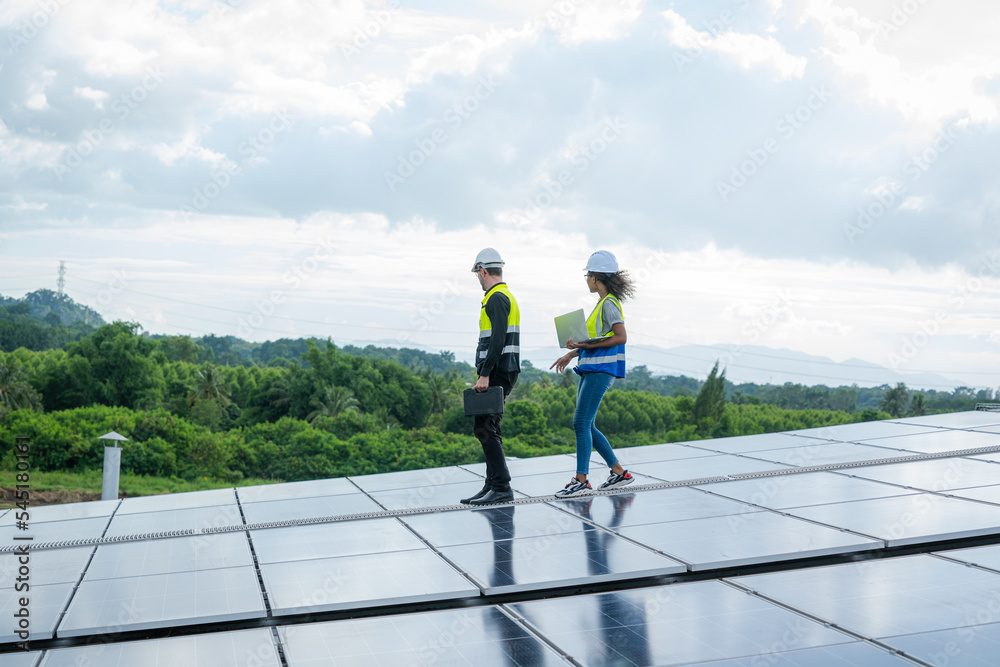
top-left (462, 247), bottom-right (520, 506)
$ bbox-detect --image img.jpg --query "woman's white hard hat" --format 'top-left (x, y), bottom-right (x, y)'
top-left (584, 250), bottom-right (618, 273)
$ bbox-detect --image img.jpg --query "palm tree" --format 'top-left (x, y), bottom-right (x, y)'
top-left (187, 364), bottom-right (232, 415)
top-left (307, 386), bottom-right (360, 424)
top-left (0, 359), bottom-right (39, 418)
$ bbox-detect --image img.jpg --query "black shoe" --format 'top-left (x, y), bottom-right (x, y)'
top-left (467, 487), bottom-right (514, 506)
top-left (460, 484), bottom-right (491, 505)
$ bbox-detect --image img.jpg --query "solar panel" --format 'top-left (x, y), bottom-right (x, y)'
top-left (936, 543), bottom-right (1000, 571)
top-left (4, 409), bottom-right (1000, 666)
top-left (513, 580), bottom-right (861, 666)
top-left (686, 432), bottom-right (829, 454)
top-left (402, 504), bottom-right (589, 548)
top-left (4, 652), bottom-right (41, 667)
top-left (790, 420), bottom-right (937, 441)
top-left (116, 488), bottom-right (236, 514)
top-left (350, 465), bottom-right (482, 493)
top-left (637, 455), bottom-right (792, 482)
top-left (250, 518), bottom-right (425, 564)
top-left (785, 493), bottom-right (1000, 546)
top-left (237, 477), bottom-right (359, 503)
top-left (84, 533), bottom-right (252, 580)
top-left (0, 499), bottom-right (118, 525)
top-left (619, 510), bottom-right (883, 570)
top-left (950, 484), bottom-right (1000, 504)
top-left (698, 471), bottom-right (916, 510)
top-left (745, 441), bottom-right (915, 467)
top-left (104, 504), bottom-right (244, 537)
top-left (438, 527), bottom-right (685, 593)
top-left (849, 457), bottom-right (1000, 491)
top-left (58, 566), bottom-right (266, 637)
top-left (0, 583), bottom-right (75, 643)
top-left (855, 428), bottom-right (1000, 454)
top-left (240, 493), bottom-right (382, 523)
top-left (554, 487), bottom-right (765, 529)
top-left (735, 555), bottom-right (1000, 639)
top-left (260, 548), bottom-right (478, 615)
top-left (0, 516), bottom-right (110, 544)
top-left (277, 607), bottom-right (566, 666)
top-left (612, 442), bottom-right (721, 464)
top-left (0, 547), bottom-right (93, 588)
top-left (38, 628), bottom-right (280, 667)
top-left (894, 412), bottom-right (1000, 428)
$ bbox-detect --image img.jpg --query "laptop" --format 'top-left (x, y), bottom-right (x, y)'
top-left (554, 309), bottom-right (602, 348)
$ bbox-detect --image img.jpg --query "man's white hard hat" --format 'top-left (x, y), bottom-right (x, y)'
top-left (472, 247), bottom-right (505, 271)
top-left (584, 250), bottom-right (618, 274)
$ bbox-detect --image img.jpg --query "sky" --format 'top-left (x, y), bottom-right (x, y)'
top-left (1, 0), bottom-right (1000, 390)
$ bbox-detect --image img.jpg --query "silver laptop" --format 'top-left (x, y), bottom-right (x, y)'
top-left (554, 309), bottom-right (602, 348)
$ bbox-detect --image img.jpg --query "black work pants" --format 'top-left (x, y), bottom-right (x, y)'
top-left (474, 411), bottom-right (511, 490)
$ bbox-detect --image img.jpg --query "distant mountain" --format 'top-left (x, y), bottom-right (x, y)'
top-left (621, 343), bottom-right (963, 391)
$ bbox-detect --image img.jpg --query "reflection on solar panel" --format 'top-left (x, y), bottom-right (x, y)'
top-left (4, 410), bottom-right (1000, 665)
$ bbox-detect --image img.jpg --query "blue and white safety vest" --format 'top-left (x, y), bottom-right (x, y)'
top-left (577, 294), bottom-right (625, 378)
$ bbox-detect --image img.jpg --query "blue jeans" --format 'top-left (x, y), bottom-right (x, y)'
top-left (574, 371), bottom-right (618, 476)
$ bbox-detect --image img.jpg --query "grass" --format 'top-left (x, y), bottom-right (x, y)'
top-left (0, 469), bottom-right (282, 509)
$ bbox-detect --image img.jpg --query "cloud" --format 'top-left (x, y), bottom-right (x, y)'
top-left (662, 9), bottom-right (807, 81)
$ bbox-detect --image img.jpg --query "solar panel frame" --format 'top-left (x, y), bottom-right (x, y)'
top-left (239, 493), bottom-right (383, 524)
top-left (116, 488), bottom-right (237, 514)
top-left (0, 582), bottom-right (75, 643)
top-left (104, 504), bottom-right (244, 537)
top-left (260, 548), bottom-right (479, 615)
top-left (0, 547), bottom-right (94, 588)
top-left (250, 517), bottom-right (426, 564)
top-left (619, 510), bottom-right (884, 571)
top-left (57, 565), bottom-right (267, 638)
top-left (37, 628), bottom-right (281, 667)
top-left (513, 580), bottom-right (860, 666)
top-left (696, 471), bottom-right (918, 510)
top-left (277, 606), bottom-right (567, 666)
top-left (349, 465), bottom-right (482, 493)
top-left (784, 492), bottom-right (1000, 546)
top-left (84, 533), bottom-right (253, 580)
top-left (0, 499), bottom-right (119, 526)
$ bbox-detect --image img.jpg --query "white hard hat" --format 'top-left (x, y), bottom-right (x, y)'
top-left (584, 250), bottom-right (618, 274)
top-left (472, 247), bottom-right (505, 272)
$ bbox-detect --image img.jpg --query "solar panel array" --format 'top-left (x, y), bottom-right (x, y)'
top-left (4, 411), bottom-right (1000, 665)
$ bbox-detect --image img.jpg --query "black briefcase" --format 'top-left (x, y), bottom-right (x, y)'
top-left (463, 387), bottom-right (505, 416)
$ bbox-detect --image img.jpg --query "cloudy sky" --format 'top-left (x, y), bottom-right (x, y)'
top-left (2, 0), bottom-right (999, 389)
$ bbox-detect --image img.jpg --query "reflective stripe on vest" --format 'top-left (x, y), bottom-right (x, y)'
top-left (477, 284), bottom-right (521, 374)
top-left (577, 294), bottom-right (625, 377)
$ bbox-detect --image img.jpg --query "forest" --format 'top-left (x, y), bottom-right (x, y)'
top-left (0, 290), bottom-right (992, 489)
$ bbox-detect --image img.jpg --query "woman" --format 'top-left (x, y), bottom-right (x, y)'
top-left (550, 250), bottom-right (636, 497)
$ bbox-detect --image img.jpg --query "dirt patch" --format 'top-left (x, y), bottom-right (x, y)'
top-left (0, 487), bottom-right (105, 508)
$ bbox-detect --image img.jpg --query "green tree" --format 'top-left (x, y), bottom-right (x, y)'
top-left (306, 386), bottom-right (360, 424)
top-left (0, 357), bottom-right (40, 418)
top-left (879, 383), bottom-right (909, 418)
top-left (693, 361), bottom-right (727, 430)
top-left (187, 364), bottom-right (232, 411)
top-left (908, 392), bottom-right (927, 417)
